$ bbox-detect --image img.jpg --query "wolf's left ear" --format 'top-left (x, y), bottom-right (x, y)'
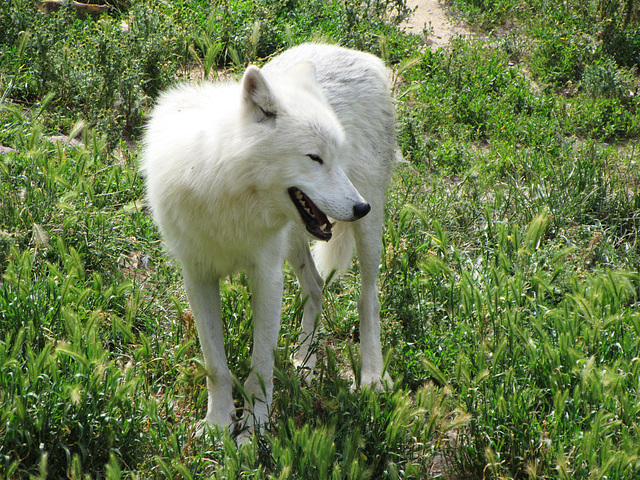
top-left (242, 66), bottom-right (278, 122)
top-left (287, 60), bottom-right (317, 91)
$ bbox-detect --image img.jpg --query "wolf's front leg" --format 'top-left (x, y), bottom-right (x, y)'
top-left (354, 212), bottom-right (391, 389)
top-left (183, 269), bottom-right (236, 430)
top-left (243, 260), bottom-right (285, 432)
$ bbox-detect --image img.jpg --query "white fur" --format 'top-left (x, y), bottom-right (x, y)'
top-left (141, 43), bottom-right (396, 434)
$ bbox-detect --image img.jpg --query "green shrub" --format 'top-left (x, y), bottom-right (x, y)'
top-left (2, 3), bottom-right (182, 144)
top-left (0, 248), bottom-right (150, 478)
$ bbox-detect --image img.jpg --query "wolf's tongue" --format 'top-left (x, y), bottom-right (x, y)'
top-left (288, 187), bottom-right (332, 241)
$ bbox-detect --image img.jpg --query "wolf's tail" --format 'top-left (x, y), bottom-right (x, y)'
top-left (312, 222), bottom-right (356, 281)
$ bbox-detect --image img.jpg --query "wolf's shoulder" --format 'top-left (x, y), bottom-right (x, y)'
top-left (267, 43), bottom-right (383, 67)
top-left (152, 81), bottom-right (239, 115)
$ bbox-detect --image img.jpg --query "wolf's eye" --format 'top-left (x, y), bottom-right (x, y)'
top-left (307, 154), bottom-right (324, 165)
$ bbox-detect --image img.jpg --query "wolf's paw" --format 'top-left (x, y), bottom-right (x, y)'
top-left (293, 352), bottom-right (316, 386)
top-left (195, 420), bottom-right (208, 438)
top-left (195, 418), bottom-right (255, 447)
top-left (360, 371), bottom-right (394, 391)
top-left (195, 419), bottom-right (226, 439)
top-left (232, 417), bottom-right (253, 445)
top-left (195, 403), bottom-right (237, 438)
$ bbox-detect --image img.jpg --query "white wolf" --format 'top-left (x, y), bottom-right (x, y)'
top-left (141, 43), bottom-right (396, 433)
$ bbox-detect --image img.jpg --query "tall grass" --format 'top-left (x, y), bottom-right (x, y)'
top-left (1, 0), bottom-right (639, 478)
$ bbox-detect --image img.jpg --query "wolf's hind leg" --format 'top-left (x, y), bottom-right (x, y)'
top-left (182, 269), bottom-right (236, 429)
top-left (288, 236), bottom-right (324, 381)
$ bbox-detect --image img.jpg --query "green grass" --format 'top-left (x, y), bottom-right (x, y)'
top-left (1, 0), bottom-right (640, 478)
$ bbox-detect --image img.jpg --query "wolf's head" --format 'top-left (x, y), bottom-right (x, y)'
top-left (239, 61), bottom-right (370, 241)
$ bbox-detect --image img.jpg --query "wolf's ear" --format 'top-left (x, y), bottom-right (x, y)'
top-left (287, 60), bottom-right (317, 91)
top-left (242, 66), bottom-right (277, 122)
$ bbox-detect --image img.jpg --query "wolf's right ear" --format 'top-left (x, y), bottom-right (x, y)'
top-left (242, 66), bottom-right (277, 122)
top-left (287, 60), bottom-right (317, 92)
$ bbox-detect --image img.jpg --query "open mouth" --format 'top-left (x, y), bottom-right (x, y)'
top-left (288, 187), bottom-right (333, 241)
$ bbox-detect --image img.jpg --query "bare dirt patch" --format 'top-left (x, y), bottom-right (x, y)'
top-left (401, 0), bottom-right (471, 49)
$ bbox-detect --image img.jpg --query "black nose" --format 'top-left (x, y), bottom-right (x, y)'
top-left (353, 202), bottom-right (371, 219)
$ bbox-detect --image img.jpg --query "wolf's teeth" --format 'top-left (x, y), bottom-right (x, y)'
top-left (301, 200), bottom-right (313, 215)
top-left (293, 189), bottom-right (320, 220)
top-left (320, 224), bottom-right (327, 231)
